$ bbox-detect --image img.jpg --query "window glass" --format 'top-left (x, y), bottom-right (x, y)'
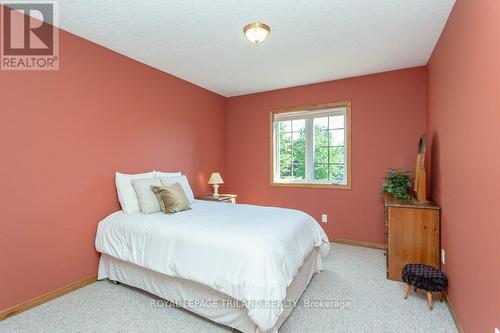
top-left (273, 105), bottom-right (349, 187)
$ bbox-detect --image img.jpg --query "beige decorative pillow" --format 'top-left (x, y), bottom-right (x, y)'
top-left (152, 183), bottom-right (191, 214)
top-left (131, 177), bottom-right (162, 214)
top-left (159, 175), bottom-right (195, 204)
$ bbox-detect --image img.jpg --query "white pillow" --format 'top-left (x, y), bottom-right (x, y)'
top-left (154, 170), bottom-right (181, 178)
top-left (160, 175), bottom-right (195, 204)
top-left (131, 178), bottom-right (162, 214)
top-left (115, 171), bottom-right (155, 213)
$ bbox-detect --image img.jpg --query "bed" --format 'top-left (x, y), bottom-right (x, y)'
top-left (95, 200), bottom-right (330, 332)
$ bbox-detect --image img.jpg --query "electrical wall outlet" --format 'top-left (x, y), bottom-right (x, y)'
top-left (321, 214), bottom-right (328, 223)
top-left (494, 328), bottom-right (499, 333)
top-left (441, 249), bottom-right (446, 265)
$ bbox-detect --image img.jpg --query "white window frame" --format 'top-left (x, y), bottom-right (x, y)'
top-left (270, 101), bottom-right (351, 189)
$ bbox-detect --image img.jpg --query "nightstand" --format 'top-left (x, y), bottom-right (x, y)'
top-left (196, 194), bottom-right (237, 204)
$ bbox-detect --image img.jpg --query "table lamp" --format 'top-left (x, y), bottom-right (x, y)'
top-left (208, 172), bottom-right (224, 197)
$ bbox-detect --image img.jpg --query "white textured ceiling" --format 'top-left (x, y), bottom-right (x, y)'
top-left (55, 0), bottom-right (455, 97)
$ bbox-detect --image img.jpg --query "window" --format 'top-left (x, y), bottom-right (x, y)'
top-left (271, 102), bottom-right (351, 188)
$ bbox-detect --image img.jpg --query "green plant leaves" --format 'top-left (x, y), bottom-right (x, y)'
top-left (381, 168), bottom-right (413, 200)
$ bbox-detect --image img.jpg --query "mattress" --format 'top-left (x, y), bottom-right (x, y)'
top-left (95, 200), bottom-right (330, 331)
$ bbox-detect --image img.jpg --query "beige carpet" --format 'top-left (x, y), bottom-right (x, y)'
top-left (0, 244), bottom-right (458, 332)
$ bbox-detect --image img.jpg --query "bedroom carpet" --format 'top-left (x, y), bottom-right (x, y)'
top-left (0, 244), bottom-right (458, 333)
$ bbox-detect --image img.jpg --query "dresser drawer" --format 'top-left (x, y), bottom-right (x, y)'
top-left (386, 206), bottom-right (440, 281)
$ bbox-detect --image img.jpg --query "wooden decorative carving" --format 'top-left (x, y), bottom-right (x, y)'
top-left (414, 134), bottom-right (427, 203)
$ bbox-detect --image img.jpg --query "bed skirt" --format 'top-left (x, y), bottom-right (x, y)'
top-left (98, 248), bottom-right (322, 333)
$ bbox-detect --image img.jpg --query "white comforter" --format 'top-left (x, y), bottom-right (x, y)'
top-left (95, 201), bottom-right (330, 331)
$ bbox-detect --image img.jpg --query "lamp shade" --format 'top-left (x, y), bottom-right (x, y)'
top-left (208, 172), bottom-right (224, 184)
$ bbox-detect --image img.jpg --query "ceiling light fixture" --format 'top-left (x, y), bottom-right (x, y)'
top-left (243, 22), bottom-right (270, 45)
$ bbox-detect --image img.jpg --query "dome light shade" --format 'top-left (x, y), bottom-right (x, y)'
top-left (243, 22), bottom-right (270, 44)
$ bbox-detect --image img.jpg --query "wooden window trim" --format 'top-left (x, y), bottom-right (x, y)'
top-left (269, 101), bottom-right (352, 189)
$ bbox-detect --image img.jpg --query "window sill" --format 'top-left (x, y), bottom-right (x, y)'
top-left (270, 181), bottom-right (351, 189)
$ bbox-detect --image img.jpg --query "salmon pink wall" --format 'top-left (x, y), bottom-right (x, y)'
top-left (0, 27), bottom-right (226, 310)
top-left (427, 0), bottom-right (500, 331)
top-left (225, 67), bottom-right (427, 243)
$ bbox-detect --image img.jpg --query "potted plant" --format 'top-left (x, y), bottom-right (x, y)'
top-left (381, 168), bottom-right (413, 201)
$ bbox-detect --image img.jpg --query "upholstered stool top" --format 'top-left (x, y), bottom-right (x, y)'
top-left (402, 264), bottom-right (448, 292)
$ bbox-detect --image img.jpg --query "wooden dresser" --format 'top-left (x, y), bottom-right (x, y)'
top-left (384, 195), bottom-right (440, 281)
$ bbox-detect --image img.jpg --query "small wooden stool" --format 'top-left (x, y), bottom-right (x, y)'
top-left (401, 264), bottom-right (448, 310)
